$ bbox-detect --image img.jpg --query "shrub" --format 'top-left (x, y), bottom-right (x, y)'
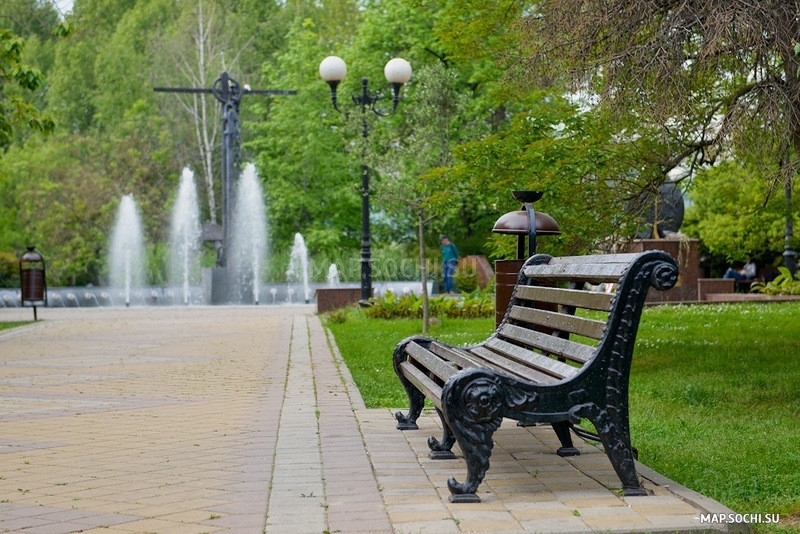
top-left (750, 267), bottom-right (800, 295)
top-left (363, 287), bottom-right (494, 320)
top-left (454, 267), bottom-right (478, 293)
top-left (0, 251), bottom-right (19, 287)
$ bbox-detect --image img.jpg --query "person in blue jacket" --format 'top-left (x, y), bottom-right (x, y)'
top-left (440, 235), bottom-right (459, 294)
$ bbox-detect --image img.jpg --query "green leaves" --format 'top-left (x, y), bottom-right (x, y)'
top-left (0, 29), bottom-right (55, 151)
top-left (9, 63), bottom-right (44, 90)
top-left (795, 41), bottom-right (800, 76)
top-left (750, 267), bottom-right (800, 296)
top-left (683, 160), bottom-right (794, 263)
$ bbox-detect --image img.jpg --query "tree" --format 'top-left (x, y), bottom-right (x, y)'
top-left (373, 64), bottom-right (470, 332)
top-left (0, 28), bottom-right (55, 150)
top-left (683, 160), bottom-right (789, 266)
top-left (345, 0), bottom-right (499, 264)
top-left (248, 17), bottom-right (360, 265)
top-left (434, 90), bottom-right (651, 258)
top-left (47, 0), bottom-right (139, 133)
top-left (504, 0), bottom-right (799, 266)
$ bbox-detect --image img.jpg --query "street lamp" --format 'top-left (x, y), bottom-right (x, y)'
top-left (319, 55), bottom-right (412, 304)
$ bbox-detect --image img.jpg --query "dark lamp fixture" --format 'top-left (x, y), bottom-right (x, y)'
top-left (492, 191), bottom-right (560, 259)
top-left (492, 211), bottom-right (560, 236)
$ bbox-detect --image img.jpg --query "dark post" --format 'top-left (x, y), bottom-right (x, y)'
top-left (357, 79), bottom-right (373, 303)
top-left (360, 161), bottom-right (372, 302)
top-left (785, 170), bottom-right (796, 276)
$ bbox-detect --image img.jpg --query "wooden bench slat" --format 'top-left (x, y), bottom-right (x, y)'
top-left (399, 361), bottom-right (443, 411)
top-left (429, 341), bottom-right (483, 370)
top-left (514, 285), bottom-right (614, 312)
top-left (547, 253), bottom-right (640, 265)
top-left (523, 262), bottom-right (630, 283)
top-left (483, 337), bottom-right (580, 379)
top-left (508, 306), bottom-right (607, 340)
top-left (406, 341), bottom-right (459, 383)
top-left (430, 342), bottom-right (555, 384)
top-left (498, 323), bottom-right (594, 364)
top-left (468, 346), bottom-right (560, 385)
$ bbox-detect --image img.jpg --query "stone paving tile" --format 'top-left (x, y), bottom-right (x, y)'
top-left (1, 306), bottom-right (750, 534)
top-left (361, 407), bottom-right (750, 533)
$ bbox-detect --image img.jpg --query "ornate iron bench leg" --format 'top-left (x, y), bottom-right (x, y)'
top-left (589, 410), bottom-right (648, 496)
top-left (394, 379), bottom-right (424, 430)
top-left (551, 421), bottom-right (580, 457)
top-left (445, 415), bottom-right (500, 503)
top-left (393, 339), bottom-right (426, 430)
top-left (442, 369), bottom-right (510, 503)
top-left (428, 408), bottom-right (457, 459)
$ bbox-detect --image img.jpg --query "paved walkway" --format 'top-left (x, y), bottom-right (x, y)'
top-left (0, 306), bottom-right (746, 533)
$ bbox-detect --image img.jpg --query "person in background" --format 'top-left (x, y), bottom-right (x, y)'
top-left (440, 235), bottom-right (459, 294)
top-left (723, 259), bottom-right (757, 281)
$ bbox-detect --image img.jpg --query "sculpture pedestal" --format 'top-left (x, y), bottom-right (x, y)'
top-left (202, 268), bottom-right (229, 305)
top-left (627, 238), bottom-right (699, 302)
top-left (316, 287), bottom-right (363, 314)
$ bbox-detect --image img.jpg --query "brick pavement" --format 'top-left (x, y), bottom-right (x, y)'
top-left (0, 306), bottom-right (746, 533)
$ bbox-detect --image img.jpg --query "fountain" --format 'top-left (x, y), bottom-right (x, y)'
top-left (327, 264), bottom-right (340, 287)
top-left (231, 163), bottom-right (267, 304)
top-left (109, 194), bottom-right (146, 307)
top-left (286, 233), bottom-right (310, 303)
top-left (169, 168), bottom-right (202, 305)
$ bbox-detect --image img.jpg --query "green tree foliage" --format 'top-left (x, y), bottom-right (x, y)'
top-left (0, 100), bottom-right (178, 286)
top-left (92, 0), bottom-right (176, 130)
top-left (249, 18), bottom-right (359, 260)
top-left (502, 1), bottom-right (799, 259)
top-left (5, 0), bottom-right (794, 288)
top-left (47, 0), bottom-right (140, 133)
top-left (431, 0), bottom-right (800, 261)
top-left (0, 28), bottom-right (56, 150)
top-left (345, 0), bottom-right (499, 254)
top-left (509, 1), bottom-right (800, 165)
top-left (426, 2), bottom-right (656, 257)
top-left (684, 161), bottom-right (790, 263)
top-left (370, 63), bottom-right (476, 330)
top-left (432, 92), bottom-right (647, 257)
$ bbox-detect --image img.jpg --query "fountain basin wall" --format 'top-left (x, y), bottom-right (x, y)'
top-left (0, 281), bottom-right (431, 308)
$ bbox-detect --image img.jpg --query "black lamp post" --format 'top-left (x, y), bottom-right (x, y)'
top-left (784, 171), bottom-right (797, 276)
top-left (319, 55), bottom-right (412, 304)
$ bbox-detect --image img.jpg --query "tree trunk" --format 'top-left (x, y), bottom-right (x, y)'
top-left (419, 213), bottom-right (430, 334)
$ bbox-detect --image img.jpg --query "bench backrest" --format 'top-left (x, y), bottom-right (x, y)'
top-left (483, 251), bottom-right (678, 385)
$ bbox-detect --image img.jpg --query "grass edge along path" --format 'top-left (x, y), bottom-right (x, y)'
top-left (0, 321), bottom-right (28, 332)
top-left (326, 302), bottom-right (800, 533)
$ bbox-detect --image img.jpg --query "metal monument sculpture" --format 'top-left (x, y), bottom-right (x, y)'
top-left (155, 72), bottom-right (295, 301)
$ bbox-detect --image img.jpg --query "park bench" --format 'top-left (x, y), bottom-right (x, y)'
top-left (393, 250), bottom-right (679, 503)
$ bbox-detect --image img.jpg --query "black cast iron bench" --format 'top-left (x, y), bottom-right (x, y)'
top-left (393, 250), bottom-right (679, 503)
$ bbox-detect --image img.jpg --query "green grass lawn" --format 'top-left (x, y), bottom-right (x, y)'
top-left (0, 321), bottom-right (28, 332)
top-left (326, 302), bottom-right (800, 532)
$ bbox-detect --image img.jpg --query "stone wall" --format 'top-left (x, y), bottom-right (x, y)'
top-left (627, 238), bottom-right (699, 302)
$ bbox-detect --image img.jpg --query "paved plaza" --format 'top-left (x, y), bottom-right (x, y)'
top-left (0, 305), bottom-right (745, 533)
